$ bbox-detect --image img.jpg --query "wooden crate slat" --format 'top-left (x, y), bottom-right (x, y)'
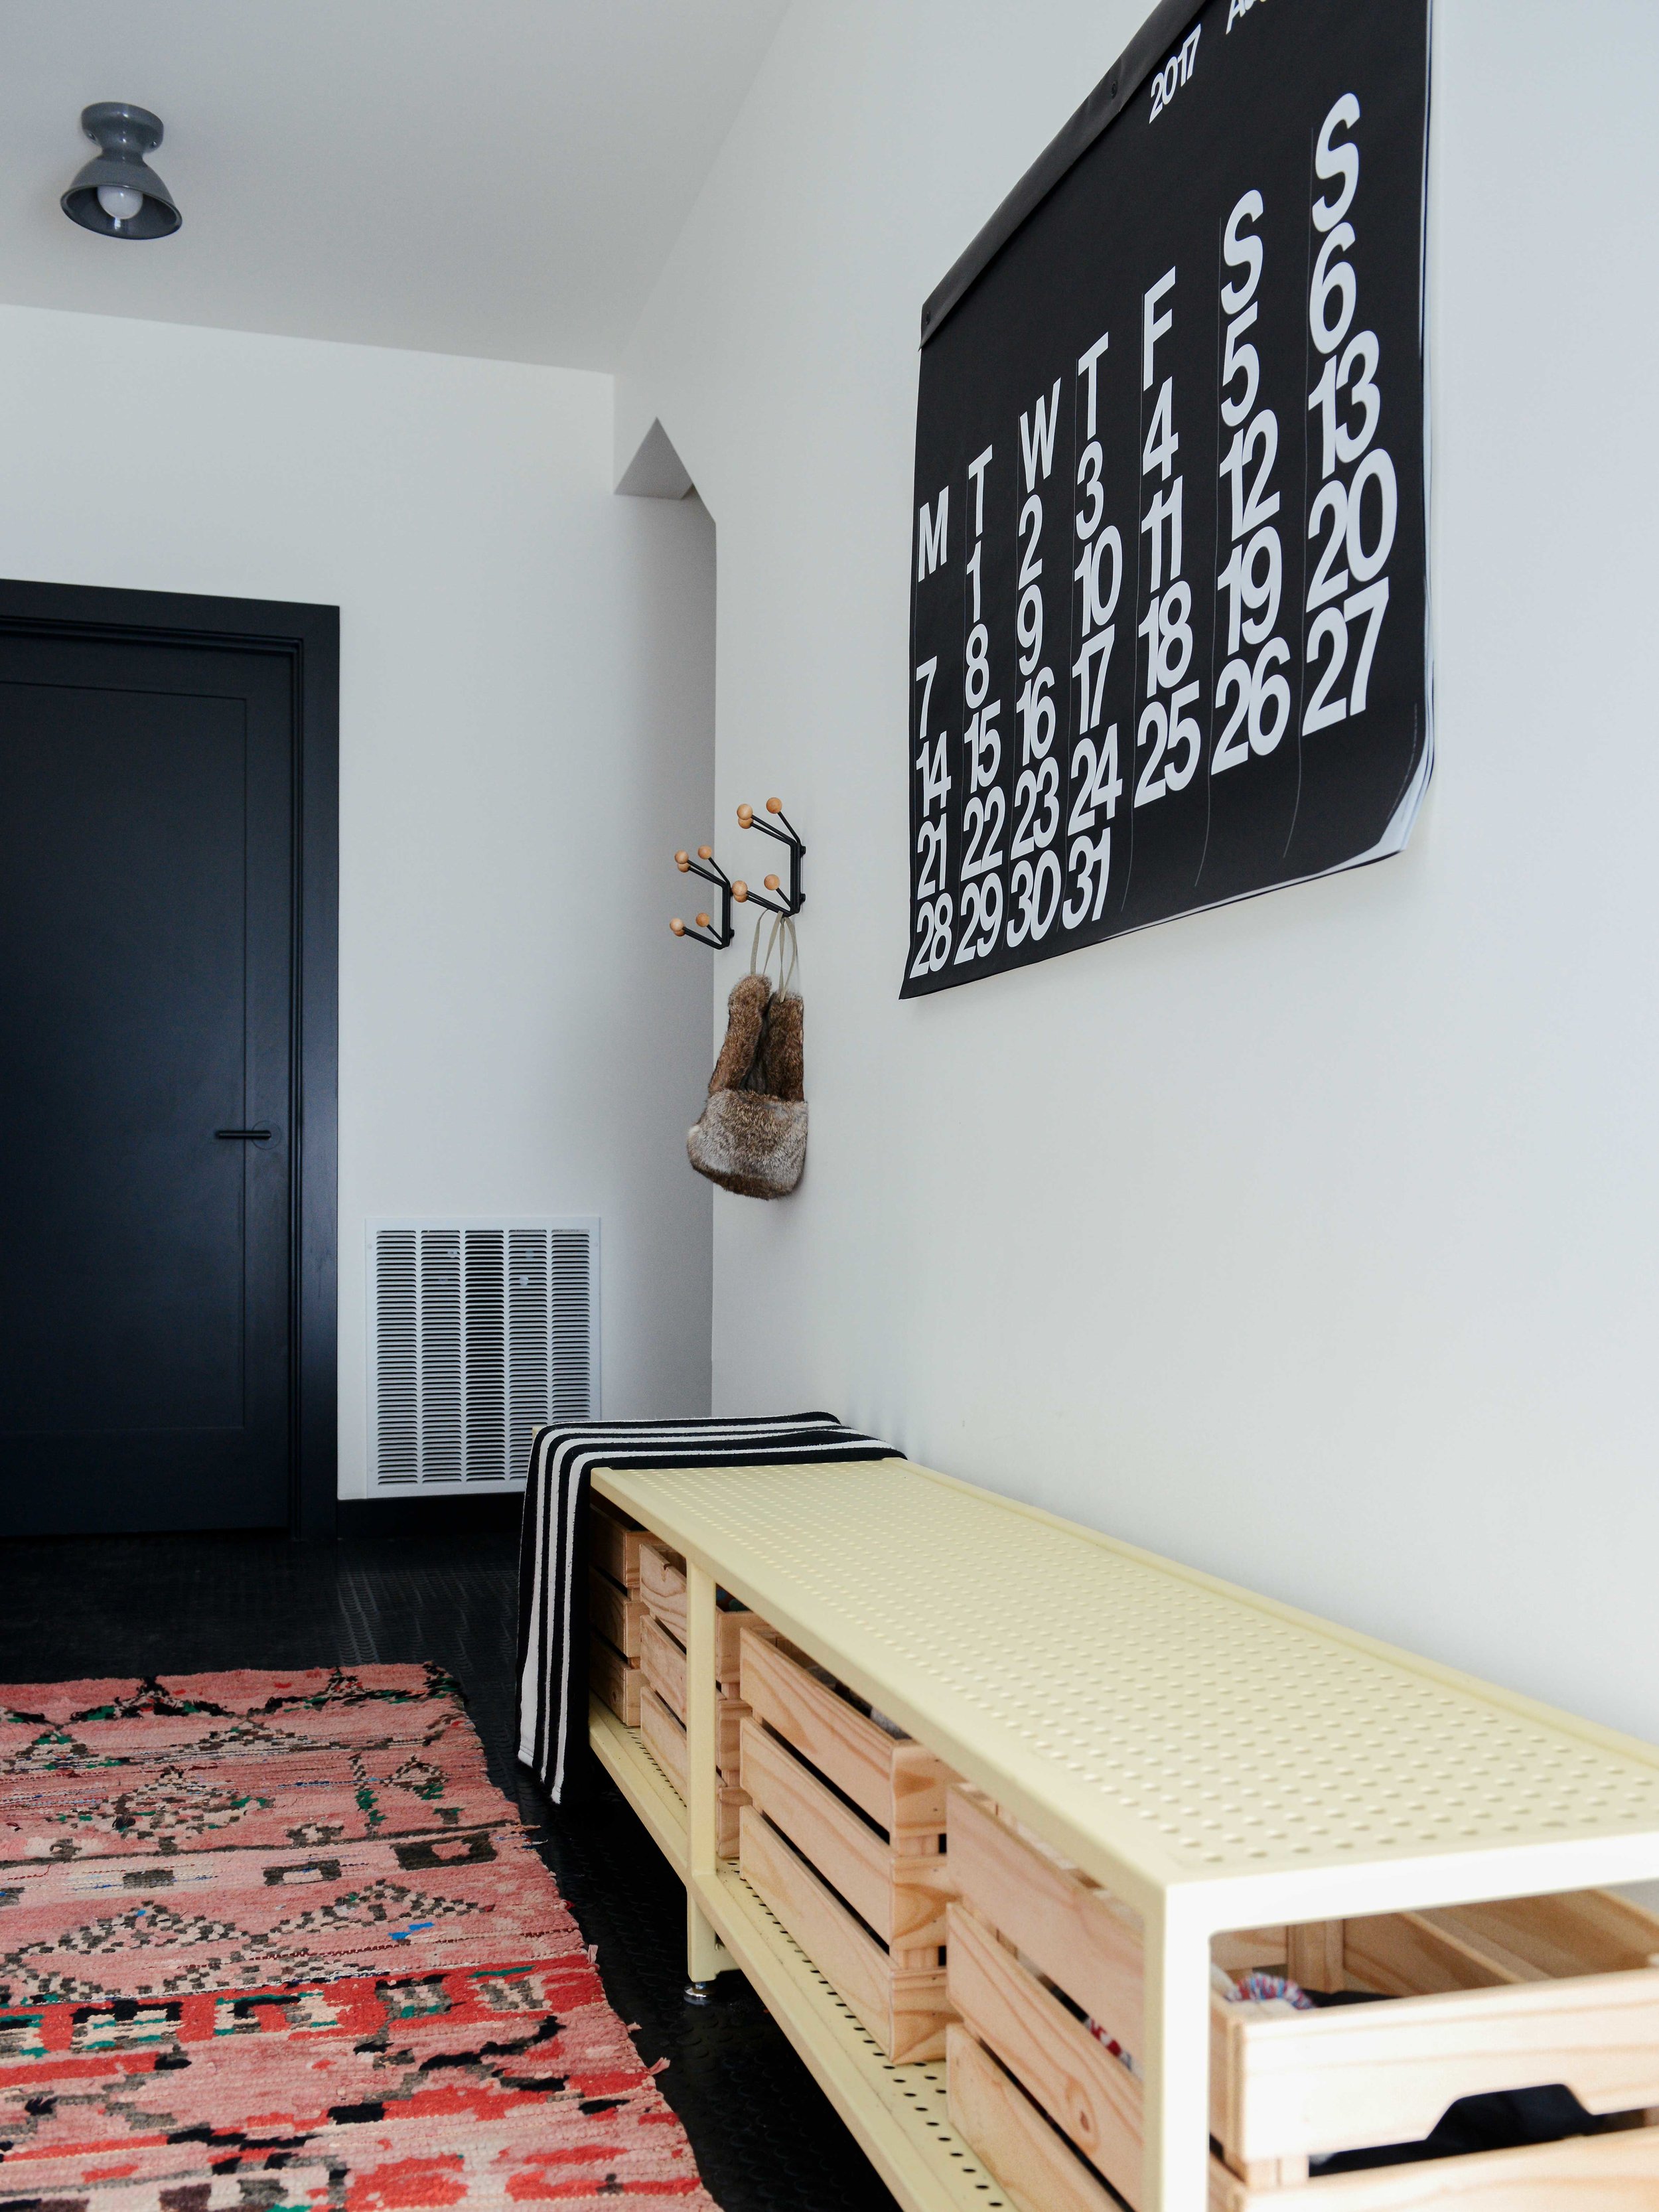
top-left (1210, 1927), bottom-right (1289, 1975)
top-left (736, 1631), bottom-right (952, 2060)
top-left (948, 2026), bottom-right (1258, 2212)
top-left (740, 1716), bottom-right (950, 1956)
top-left (588, 1564), bottom-right (641, 1660)
top-left (640, 1538), bottom-right (687, 1638)
top-left (1344, 1910), bottom-right (1525, 1998)
top-left (717, 1696), bottom-right (747, 1783)
top-left (589, 1630), bottom-right (640, 1728)
top-left (1285, 1920), bottom-right (1346, 1994)
top-left (1229, 1966), bottom-right (1659, 2165)
top-left (1422, 1889), bottom-right (1659, 1982)
top-left (1411, 1914), bottom-right (1563, 1990)
top-left (590, 1497), bottom-right (643, 1591)
top-left (741, 1799), bottom-right (888, 2026)
top-left (640, 1616), bottom-right (747, 1775)
top-left (946, 2024), bottom-right (1129, 2212)
top-left (640, 1680), bottom-right (688, 1794)
top-left (739, 1804), bottom-right (949, 2063)
top-left (949, 1784), bottom-right (1143, 2055)
top-left (639, 1541), bottom-right (758, 1688)
top-left (638, 1686), bottom-right (744, 1854)
top-left (742, 1625), bottom-right (944, 1833)
top-left (641, 1603), bottom-right (749, 1696)
top-left (714, 1608), bottom-right (751, 1690)
top-left (885, 1834), bottom-right (951, 1963)
top-left (642, 1610), bottom-right (687, 1714)
top-left (1224, 2121), bottom-right (1659, 2209)
top-left (889, 1739), bottom-right (954, 1834)
top-left (742, 1714), bottom-right (896, 1941)
top-left (947, 1901), bottom-right (1146, 2206)
top-left (948, 2024), bottom-right (1261, 2212)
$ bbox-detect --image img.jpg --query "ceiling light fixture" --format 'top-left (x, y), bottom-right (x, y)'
top-left (62, 104), bottom-right (180, 240)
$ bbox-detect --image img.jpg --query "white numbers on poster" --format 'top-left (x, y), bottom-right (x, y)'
top-left (910, 470), bottom-right (956, 980)
top-left (955, 443), bottom-right (1003, 964)
top-left (1303, 94), bottom-right (1395, 735)
top-left (1135, 269), bottom-right (1202, 806)
top-left (910, 646), bottom-right (952, 978)
top-left (1212, 188), bottom-right (1291, 773)
top-left (1066, 329), bottom-right (1120, 928)
top-left (1149, 25), bottom-right (1202, 121)
top-left (1007, 381), bottom-right (1064, 949)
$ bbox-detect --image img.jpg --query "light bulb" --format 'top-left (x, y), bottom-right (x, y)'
top-left (97, 183), bottom-right (145, 224)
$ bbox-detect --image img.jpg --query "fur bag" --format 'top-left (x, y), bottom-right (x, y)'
top-left (687, 921), bottom-right (806, 1199)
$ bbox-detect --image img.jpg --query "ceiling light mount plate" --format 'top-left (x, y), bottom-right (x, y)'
top-left (62, 103), bottom-right (180, 239)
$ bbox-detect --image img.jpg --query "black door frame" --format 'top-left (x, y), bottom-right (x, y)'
top-left (0, 578), bottom-right (339, 1539)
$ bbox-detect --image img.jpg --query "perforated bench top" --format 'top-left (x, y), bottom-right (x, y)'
top-left (594, 1457), bottom-right (1659, 1922)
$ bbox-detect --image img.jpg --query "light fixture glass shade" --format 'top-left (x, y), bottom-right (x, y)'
top-left (62, 104), bottom-right (180, 239)
top-left (96, 184), bottom-right (145, 223)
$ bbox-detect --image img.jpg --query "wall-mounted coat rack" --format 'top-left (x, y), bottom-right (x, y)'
top-left (670, 798), bottom-right (805, 947)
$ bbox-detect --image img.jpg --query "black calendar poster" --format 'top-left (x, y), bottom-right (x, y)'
top-left (904, 0), bottom-right (1431, 995)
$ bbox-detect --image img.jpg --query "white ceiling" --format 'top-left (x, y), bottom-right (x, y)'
top-left (0, 1), bottom-right (787, 370)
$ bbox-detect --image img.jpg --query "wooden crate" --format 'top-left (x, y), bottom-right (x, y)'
top-left (591, 1493), bottom-right (644, 1591)
top-left (589, 1629), bottom-right (640, 1727)
top-left (589, 1561), bottom-right (642, 1660)
top-left (640, 1614), bottom-right (747, 1780)
top-left (945, 1781), bottom-right (1659, 2210)
top-left (638, 1684), bottom-right (745, 1855)
top-left (639, 1535), bottom-right (687, 1634)
top-left (636, 1536), bottom-right (767, 1790)
top-left (737, 1624), bottom-right (954, 2063)
top-left (587, 1499), bottom-right (644, 1728)
top-left (637, 1536), bottom-right (749, 1690)
top-left (632, 1536), bottom-right (766, 1856)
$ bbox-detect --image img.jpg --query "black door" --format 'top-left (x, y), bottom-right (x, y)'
top-left (1, 630), bottom-right (297, 1532)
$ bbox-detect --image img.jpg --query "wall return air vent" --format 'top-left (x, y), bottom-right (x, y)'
top-left (368, 1218), bottom-right (598, 1491)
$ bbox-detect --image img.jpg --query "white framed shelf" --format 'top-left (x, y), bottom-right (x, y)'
top-left (589, 1457), bottom-right (1659, 2212)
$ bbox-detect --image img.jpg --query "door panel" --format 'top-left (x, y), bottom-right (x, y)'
top-left (0, 636), bottom-right (294, 1532)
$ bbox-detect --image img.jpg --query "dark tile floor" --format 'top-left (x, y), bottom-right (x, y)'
top-left (0, 1530), bottom-right (899, 2212)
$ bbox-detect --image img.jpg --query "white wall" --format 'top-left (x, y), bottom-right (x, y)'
top-left (0, 304), bottom-right (716, 1495)
top-left (615, 0), bottom-right (1659, 1745)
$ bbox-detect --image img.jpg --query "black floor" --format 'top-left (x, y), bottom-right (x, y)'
top-left (0, 1531), bottom-right (899, 2212)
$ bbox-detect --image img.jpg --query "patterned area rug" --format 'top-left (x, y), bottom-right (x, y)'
top-left (0, 1665), bottom-right (715, 2210)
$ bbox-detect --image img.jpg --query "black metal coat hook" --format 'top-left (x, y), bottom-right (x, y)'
top-left (734, 797), bottom-right (805, 916)
top-left (671, 802), bottom-right (805, 946)
top-left (670, 844), bottom-right (736, 949)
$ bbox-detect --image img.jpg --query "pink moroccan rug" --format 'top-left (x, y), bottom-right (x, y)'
top-left (0, 1664), bottom-right (715, 2209)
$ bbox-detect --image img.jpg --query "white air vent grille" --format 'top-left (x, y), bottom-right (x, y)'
top-left (368, 1218), bottom-right (598, 1489)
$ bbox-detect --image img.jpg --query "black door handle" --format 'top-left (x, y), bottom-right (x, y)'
top-left (215, 1127), bottom-right (273, 1142)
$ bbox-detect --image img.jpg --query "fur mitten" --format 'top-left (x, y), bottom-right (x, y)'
top-left (753, 990), bottom-right (804, 1102)
top-left (708, 972), bottom-right (770, 1094)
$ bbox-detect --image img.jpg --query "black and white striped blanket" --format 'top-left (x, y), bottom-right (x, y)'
top-left (514, 1413), bottom-right (901, 1799)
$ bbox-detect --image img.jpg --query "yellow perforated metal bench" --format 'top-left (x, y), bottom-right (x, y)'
top-left (587, 1457), bottom-right (1659, 2212)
